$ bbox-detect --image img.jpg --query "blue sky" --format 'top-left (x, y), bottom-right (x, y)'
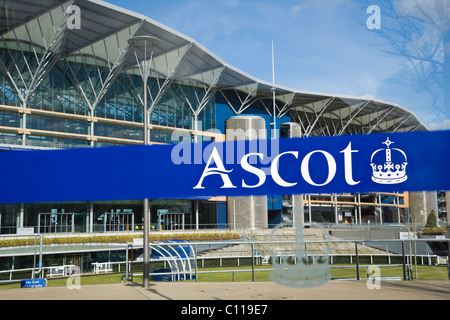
top-left (106, 0), bottom-right (448, 130)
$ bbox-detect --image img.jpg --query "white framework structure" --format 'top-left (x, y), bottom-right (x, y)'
top-left (0, 0), bottom-right (426, 152)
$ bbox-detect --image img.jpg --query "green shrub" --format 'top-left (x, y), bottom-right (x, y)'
top-left (422, 227), bottom-right (446, 235)
top-left (0, 232), bottom-right (240, 248)
top-left (425, 210), bottom-right (438, 228)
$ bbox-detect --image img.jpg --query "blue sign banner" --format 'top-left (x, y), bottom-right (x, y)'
top-left (0, 130), bottom-right (449, 204)
top-left (21, 279), bottom-right (46, 288)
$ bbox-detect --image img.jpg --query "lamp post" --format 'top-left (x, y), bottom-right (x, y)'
top-left (271, 41), bottom-right (277, 140)
top-left (128, 35), bottom-right (160, 289)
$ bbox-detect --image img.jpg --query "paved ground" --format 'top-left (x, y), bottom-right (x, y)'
top-left (0, 281), bottom-right (449, 300)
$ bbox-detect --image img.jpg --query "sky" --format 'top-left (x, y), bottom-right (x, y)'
top-left (106, 0), bottom-right (449, 130)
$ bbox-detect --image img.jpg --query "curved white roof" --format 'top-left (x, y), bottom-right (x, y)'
top-left (0, 0), bottom-right (428, 135)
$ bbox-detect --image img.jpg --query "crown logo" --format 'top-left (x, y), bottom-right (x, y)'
top-left (370, 138), bottom-right (408, 185)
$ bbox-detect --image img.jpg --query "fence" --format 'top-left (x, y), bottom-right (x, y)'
top-left (121, 238), bottom-right (448, 283)
top-left (0, 234), bottom-right (44, 286)
top-left (93, 262), bottom-right (113, 274)
top-left (0, 237), bottom-right (447, 285)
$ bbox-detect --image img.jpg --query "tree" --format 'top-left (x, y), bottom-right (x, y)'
top-left (365, 0), bottom-right (450, 125)
top-left (425, 209), bottom-right (438, 228)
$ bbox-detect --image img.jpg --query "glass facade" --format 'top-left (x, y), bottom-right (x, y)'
top-left (94, 122), bottom-right (142, 141)
top-left (0, 110), bottom-right (20, 128)
top-left (0, 199), bottom-right (222, 234)
top-left (0, 46), bottom-right (216, 148)
top-left (0, 39), bottom-right (221, 234)
top-left (0, 0), bottom-right (432, 238)
top-left (27, 114), bottom-right (89, 135)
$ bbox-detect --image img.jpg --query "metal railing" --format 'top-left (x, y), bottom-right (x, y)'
top-left (0, 237), bottom-right (447, 285)
top-left (121, 238), bottom-right (449, 283)
top-left (0, 234), bottom-right (43, 287)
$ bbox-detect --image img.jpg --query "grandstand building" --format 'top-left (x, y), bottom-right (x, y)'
top-left (0, 0), bottom-right (443, 235)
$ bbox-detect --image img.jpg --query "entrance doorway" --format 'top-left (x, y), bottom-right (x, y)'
top-left (38, 213), bottom-right (74, 233)
top-left (102, 210), bottom-right (135, 232)
top-left (157, 211), bottom-right (185, 231)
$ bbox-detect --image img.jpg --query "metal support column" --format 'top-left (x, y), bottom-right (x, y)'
top-left (90, 113), bottom-right (95, 148)
top-left (447, 241), bottom-right (450, 281)
top-left (128, 35), bottom-right (160, 290)
top-left (195, 200), bottom-right (199, 230)
top-left (334, 194), bottom-right (338, 225)
top-left (142, 56), bottom-right (151, 288)
top-left (143, 57), bottom-right (150, 283)
top-left (251, 243), bottom-right (255, 282)
top-left (271, 41), bottom-right (277, 139)
top-left (401, 241), bottom-right (407, 281)
top-left (358, 194), bottom-right (362, 225)
top-left (19, 203), bottom-right (24, 231)
top-left (308, 195), bottom-right (312, 224)
top-left (378, 193), bottom-right (383, 225)
top-left (89, 202), bottom-right (94, 233)
top-left (22, 101), bottom-right (27, 146)
top-left (355, 242), bottom-right (360, 280)
top-left (143, 198), bottom-right (149, 288)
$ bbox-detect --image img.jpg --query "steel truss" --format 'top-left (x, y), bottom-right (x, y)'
top-left (0, 0), bottom-right (427, 150)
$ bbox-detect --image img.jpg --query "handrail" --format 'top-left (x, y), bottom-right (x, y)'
top-left (0, 233), bottom-right (43, 287)
top-left (112, 238), bottom-right (449, 283)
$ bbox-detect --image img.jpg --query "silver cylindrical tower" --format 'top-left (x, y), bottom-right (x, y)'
top-left (226, 116), bottom-right (268, 230)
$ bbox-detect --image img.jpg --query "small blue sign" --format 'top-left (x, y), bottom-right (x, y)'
top-left (20, 278), bottom-right (46, 288)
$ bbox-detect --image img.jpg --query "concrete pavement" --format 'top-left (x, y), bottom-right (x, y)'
top-left (0, 281), bottom-right (449, 300)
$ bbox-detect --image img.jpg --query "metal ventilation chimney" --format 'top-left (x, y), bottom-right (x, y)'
top-left (226, 116), bottom-right (268, 230)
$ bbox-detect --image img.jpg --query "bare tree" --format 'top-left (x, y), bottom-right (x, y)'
top-left (366, 0), bottom-right (450, 122)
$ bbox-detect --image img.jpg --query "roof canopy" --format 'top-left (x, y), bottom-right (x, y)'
top-left (0, 0), bottom-right (427, 135)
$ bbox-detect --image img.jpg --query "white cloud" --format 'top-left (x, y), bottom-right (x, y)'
top-left (290, 0), bottom-right (353, 17)
top-left (426, 119), bottom-right (450, 131)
